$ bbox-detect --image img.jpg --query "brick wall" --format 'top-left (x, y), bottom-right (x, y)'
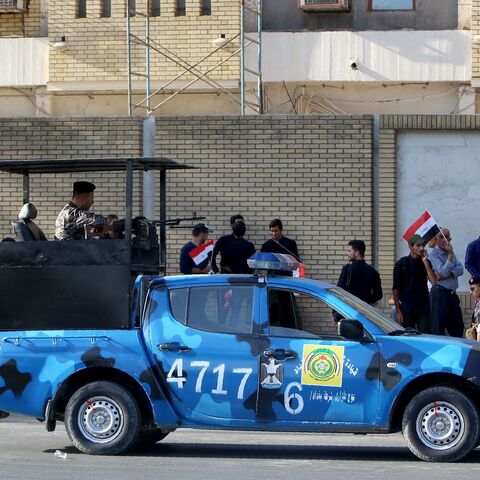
top-left (473, 1), bottom-right (480, 80)
top-left (156, 115), bottom-right (374, 302)
top-left (0, 117), bottom-right (143, 239)
top-left (48, 0), bottom-right (240, 84)
top-left (0, 114), bottom-right (374, 335)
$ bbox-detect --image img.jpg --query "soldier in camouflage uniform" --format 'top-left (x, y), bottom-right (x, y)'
top-left (54, 181), bottom-right (107, 241)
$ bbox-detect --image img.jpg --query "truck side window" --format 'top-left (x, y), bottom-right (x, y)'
top-left (187, 286), bottom-right (253, 335)
top-left (169, 288), bottom-right (188, 325)
top-left (268, 288), bottom-right (342, 338)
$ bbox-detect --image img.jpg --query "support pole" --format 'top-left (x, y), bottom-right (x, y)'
top-left (22, 173), bottom-right (29, 204)
top-left (143, 116), bottom-right (156, 219)
top-left (127, 4), bottom-right (133, 116)
top-left (159, 169), bottom-right (167, 274)
top-left (125, 159), bottom-right (134, 262)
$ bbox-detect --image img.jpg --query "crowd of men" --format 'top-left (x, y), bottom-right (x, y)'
top-left (178, 211), bottom-right (480, 341)
top-left (179, 215), bottom-right (300, 276)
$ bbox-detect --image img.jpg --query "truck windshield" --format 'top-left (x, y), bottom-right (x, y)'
top-left (328, 287), bottom-right (402, 334)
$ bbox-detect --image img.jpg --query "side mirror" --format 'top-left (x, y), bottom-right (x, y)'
top-left (338, 318), bottom-right (364, 341)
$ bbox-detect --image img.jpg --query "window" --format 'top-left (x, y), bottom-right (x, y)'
top-left (268, 288), bottom-right (341, 338)
top-left (0, 0), bottom-right (27, 12)
top-left (176, 0), bottom-right (185, 16)
top-left (187, 286), bottom-right (254, 334)
top-left (169, 288), bottom-right (188, 324)
top-left (370, 0), bottom-right (414, 10)
top-left (200, 0), bottom-right (211, 16)
top-left (329, 288), bottom-right (399, 334)
top-left (149, 0), bottom-right (160, 16)
top-left (128, 0), bottom-right (136, 17)
top-left (77, 0), bottom-right (86, 18)
top-left (101, 0), bottom-right (111, 18)
top-left (298, 0), bottom-right (350, 12)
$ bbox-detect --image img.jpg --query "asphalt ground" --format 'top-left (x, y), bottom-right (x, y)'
top-left (1, 415), bottom-right (480, 480)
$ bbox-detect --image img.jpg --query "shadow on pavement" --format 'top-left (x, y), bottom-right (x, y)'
top-left (44, 443), bottom-right (480, 463)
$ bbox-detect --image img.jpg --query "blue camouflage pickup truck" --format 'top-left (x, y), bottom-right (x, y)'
top-left (1, 253), bottom-right (480, 463)
top-left (0, 158), bottom-right (479, 463)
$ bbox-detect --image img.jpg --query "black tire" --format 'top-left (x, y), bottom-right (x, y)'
top-left (402, 386), bottom-right (479, 462)
top-left (135, 428), bottom-right (172, 446)
top-left (64, 381), bottom-right (140, 455)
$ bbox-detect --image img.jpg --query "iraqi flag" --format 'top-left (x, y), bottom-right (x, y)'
top-left (402, 210), bottom-right (440, 244)
top-left (189, 240), bottom-right (214, 266)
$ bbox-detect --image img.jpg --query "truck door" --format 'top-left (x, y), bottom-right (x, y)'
top-left (256, 285), bottom-right (380, 426)
top-left (143, 281), bottom-right (261, 422)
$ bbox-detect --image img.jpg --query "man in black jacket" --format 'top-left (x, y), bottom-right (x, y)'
top-left (221, 221), bottom-right (256, 274)
top-left (392, 234), bottom-right (434, 333)
top-left (211, 214), bottom-right (244, 273)
top-left (261, 218), bottom-right (300, 260)
top-left (337, 240), bottom-right (382, 305)
top-left (261, 218), bottom-right (300, 276)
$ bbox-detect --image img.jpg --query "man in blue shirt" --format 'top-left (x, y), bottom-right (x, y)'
top-left (465, 236), bottom-right (480, 277)
top-left (428, 227), bottom-right (464, 337)
top-left (179, 223), bottom-right (212, 275)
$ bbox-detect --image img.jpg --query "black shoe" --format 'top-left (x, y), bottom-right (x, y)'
top-left (0, 411), bottom-right (10, 419)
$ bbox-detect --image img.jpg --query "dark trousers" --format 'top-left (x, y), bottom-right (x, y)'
top-left (430, 285), bottom-right (464, 337)
top-left (402, 312), bottom-right (431, 334)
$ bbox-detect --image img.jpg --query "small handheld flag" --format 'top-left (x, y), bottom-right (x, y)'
top-left (189, 240), bottom-right (214, 266)
top-left (402, 210), bottom-right (440, 244)
top-left (293, 263), bottom-right (305, 278)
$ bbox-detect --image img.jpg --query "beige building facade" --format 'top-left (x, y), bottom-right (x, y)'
top-left (0, 1), bottom-right (479, 116)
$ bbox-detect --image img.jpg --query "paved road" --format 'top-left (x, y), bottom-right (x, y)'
top-left (1, 415), bottom-right (480, 480)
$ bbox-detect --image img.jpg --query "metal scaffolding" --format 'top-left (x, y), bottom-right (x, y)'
top-left (126, 0), bottom-right (263, 116)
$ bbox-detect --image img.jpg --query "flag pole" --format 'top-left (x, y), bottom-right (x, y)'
top-left (271, 238), bottom-right (301, 261)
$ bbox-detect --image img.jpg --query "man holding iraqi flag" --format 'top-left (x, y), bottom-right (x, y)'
top-left (179, 223), bottom-right (214, 275)
top-left (402, 210), bottom-right (464, 337)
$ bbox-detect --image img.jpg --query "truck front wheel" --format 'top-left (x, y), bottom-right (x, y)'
top-left (65, 381), bottom-right (140, 455)
top-left (402, 386), bottom-right (479, 462)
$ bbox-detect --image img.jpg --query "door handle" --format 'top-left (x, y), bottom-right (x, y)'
top-left (263, 349), bottom-right (296, 360)
top-left (158, 343), bottom-right (192, 352)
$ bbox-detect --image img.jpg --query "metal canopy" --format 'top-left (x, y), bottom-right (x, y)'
top-left (0, 156), bottom-right (192, 272)
top-left (0, 156), bottom-right (193, 175)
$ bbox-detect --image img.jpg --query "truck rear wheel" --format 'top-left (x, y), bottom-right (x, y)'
top-left (65, 381), bottom-right (140, 455)
top-left (402, 386), bottom-right (479, 462)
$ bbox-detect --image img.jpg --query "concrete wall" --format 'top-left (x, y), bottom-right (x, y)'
top-left (396, 131), bottom-right (480, 293)
top-left (263, 0), bottom-right (459, 32)
top-left (258, 31), bottom-right (471, 83)
top-left (264, 83), bottom-right (471, 115)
